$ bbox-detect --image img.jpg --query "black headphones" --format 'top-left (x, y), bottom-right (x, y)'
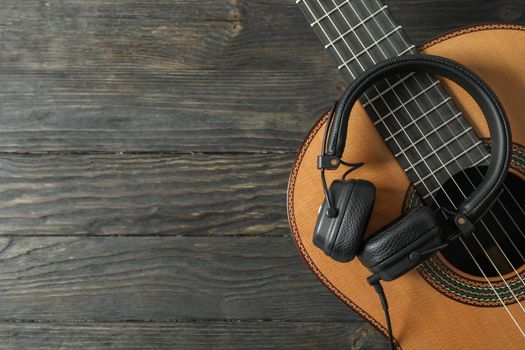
top-left (313, 54), bottom-right (512, 284)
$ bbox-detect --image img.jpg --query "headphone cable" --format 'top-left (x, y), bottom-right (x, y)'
top-left (320, 102), bottom-right (338, 215)
top-left (372, 281), bottom-right (395, 350)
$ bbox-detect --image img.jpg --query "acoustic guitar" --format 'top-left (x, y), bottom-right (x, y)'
top-left (287, 0), bottom-right (525, 349)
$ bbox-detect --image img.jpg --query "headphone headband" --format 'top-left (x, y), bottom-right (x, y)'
top-left (325, 54), bottom-right (511, 220)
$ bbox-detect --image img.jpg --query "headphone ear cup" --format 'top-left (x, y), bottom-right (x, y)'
top-left (332, 180), bottom-right (376, 262)
top-left (358, 206), bottom-right (441, 272)
top-left (313, 179), bottom-right (376, 262)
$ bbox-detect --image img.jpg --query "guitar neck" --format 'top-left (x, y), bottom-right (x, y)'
top-left (297, 0), bottom-right (489, 203)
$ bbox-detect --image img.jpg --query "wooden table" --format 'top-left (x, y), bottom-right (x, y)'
top-left (0, 1), bottom-right (522, 349)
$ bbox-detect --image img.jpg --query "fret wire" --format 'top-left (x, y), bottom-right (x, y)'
top-left (319, 0), bottom-right (419, 143)
top-left (372, 80), bottom-right (440, 125)
top-left (331, 0), bottom-right (413, 109)
top-left (371, 83), bottom-right (471, 200)
top-left (311, 0), bottom-right (384, 97)
top-left (370, 3), bottom-right (525, 299)
top-left (337, 26), bottom-right (402, 69)
top-left (328, 0), bottom-right (392, 104)
top-left (394, 125), bottom-right (473, 158)
top-left (405, 44), bottom-right (525, 317)
top-left (422, 154), bottom-right (490, 199)
top-left (304, 0), bottom-right (348, 27)
top-left (431, 76), bottom-right (489, 158)
top-left (298, 0), bottom-right (358, 79)
top-left (413, 140), bottom-right (483, 186)
top-left (366, 1), bottom-right (487, 189)
top-left (362, 73), bottom-right (416, 107)
top-left (338, 1), bottom-right (441, 173)
top-left (414, 74), bottom-right (525, 274)
top-left (365, 5), bottom-right (470, 180)
top-left (333, 0), bottom-right (451, 200)
top-left (397, 73), bottom-right (488, 185)
top-left (396, 45), bottom-right (417, 56)
top-left (402, 112), bottom-right (465, 170)
top-left (324, 5), bottom-right (388, 49)
top-left (384, 98), bottom-right (453, 141)
top-left (298, 0), bottom-right (525, 328)
top-left (304, 0), bottom-right (433, 185)
top-left (301, 0), bottom-right (483, 197)
top-left (321, 0), bottom-right (436, 188)
top-left (375, 79), bottom-right (485, 170)
top-left (356, 0), bottom-right (468, 212)
top-left (328, 0), bottom-right (446, 201)
top-left (312, 0), bottom-right (445, 199)
top-left (361, 10), bottom-right (480, 195)
top-left (310, 2), bottom-right (345, 27)
top-left (315, 0), bottom-right (375, 73)
top-left (343, 7), bottom-right (525, 307)
top-left (412, 75), bottom-right (525, 284)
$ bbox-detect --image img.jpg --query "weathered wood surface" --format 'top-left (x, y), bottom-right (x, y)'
top-left (0, 322), bottom-right (385, 350)
top-left (0, 0), bottom-right (523, 349)
top-left (0, 153), bottom-right (291, 236)
top-left (0, 0), bottom-right (522, 153)
top-left (0, 236), bottom-right (361, 321)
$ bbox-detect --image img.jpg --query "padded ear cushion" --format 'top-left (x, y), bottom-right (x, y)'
top-left (358, 206), bottom-right (439, 269)
top-left (329, 180), bottom-right (376, 262)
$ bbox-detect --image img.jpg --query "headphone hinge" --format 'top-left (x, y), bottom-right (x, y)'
top-left (317, 155), bottom-right (340, 170)
top-left (451, 213), bottom-right (475, 237)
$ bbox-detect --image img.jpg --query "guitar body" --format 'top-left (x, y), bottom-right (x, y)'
top-left (288, 25), bottom-right (525, 349)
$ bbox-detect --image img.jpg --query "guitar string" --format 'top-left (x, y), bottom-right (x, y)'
top-left (303, 0), bottom-right (443, 201)
top-left (415, 73), bottom-right (525, 260)
top-left (303, 0), bottom-right (517, 297)
top-left (298, 0), bottom-right (525, 334)
top-left (459, 236), bottom-right (525, 337)
top-left (353, 0), bottom-right (525, 310)
top-left (413, 75), bottom-right (525, 270)
top-left (374, 0), bottom-right (525, 281)
top-left (365, 0), bottom-right (525, 289)
top-left (424, 73), bottom-right (525, 252)
top-left (376, 0), bottom-right (525, 257)
top-left (315, 0), bottom-right (525, 302)
top-left (365, 0), bottom-right (525, 248)
top-left (299, 0), bottom-right (450, 252)
top-left (352, 0), bottom-right (525, 332)
top-left (359, 0), bottom-right (525, 331)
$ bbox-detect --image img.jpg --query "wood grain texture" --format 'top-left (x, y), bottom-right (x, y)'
top-left (0, 236), bottom-right (364, 322)
top-left (0, 0), bottom-right (523, 349)
top-left (0, 322), bottom-right (386, 350)
top-left (288, 27), bottom-right (525, 350)
top-left (0, 1), bottom-right (521, 153)
top-left (0, 153), bottom-right (291, 236)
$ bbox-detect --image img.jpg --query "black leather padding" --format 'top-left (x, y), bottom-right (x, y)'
top-left (312, 179), bottom-right (376, 262)
top-left (358, 206), bottom-right (439, 269)
top-left (330, 180), bottom-right (376, 262)
top-left (326, 54), bottom-right (511, 221)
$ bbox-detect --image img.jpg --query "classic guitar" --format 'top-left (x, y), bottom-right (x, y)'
top-left (287, 0), bottom-right (525, 349)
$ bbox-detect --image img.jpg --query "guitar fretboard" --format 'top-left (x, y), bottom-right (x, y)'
top-left (297, 0), bottom-right (489, 203)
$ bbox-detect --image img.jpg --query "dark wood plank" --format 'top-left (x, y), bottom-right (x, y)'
top-left (0, 0), bottom-right (338, 153)
top-left (0, 68), bottom-right (334, 153)
top-left (0, 1), bottom-right (522, 153)
top-left (1, 1), bottom-right (520, 71)
top-left (392, 0), bottom-right (525, 43)
top-left (0, 153), bottom-right (291, 236)
top-left (0, 322), bottom-right (387, 350)
top-left (0, 236), bottom-right (366, 322)
top-left (0, 1), bottom-right (522, 348)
